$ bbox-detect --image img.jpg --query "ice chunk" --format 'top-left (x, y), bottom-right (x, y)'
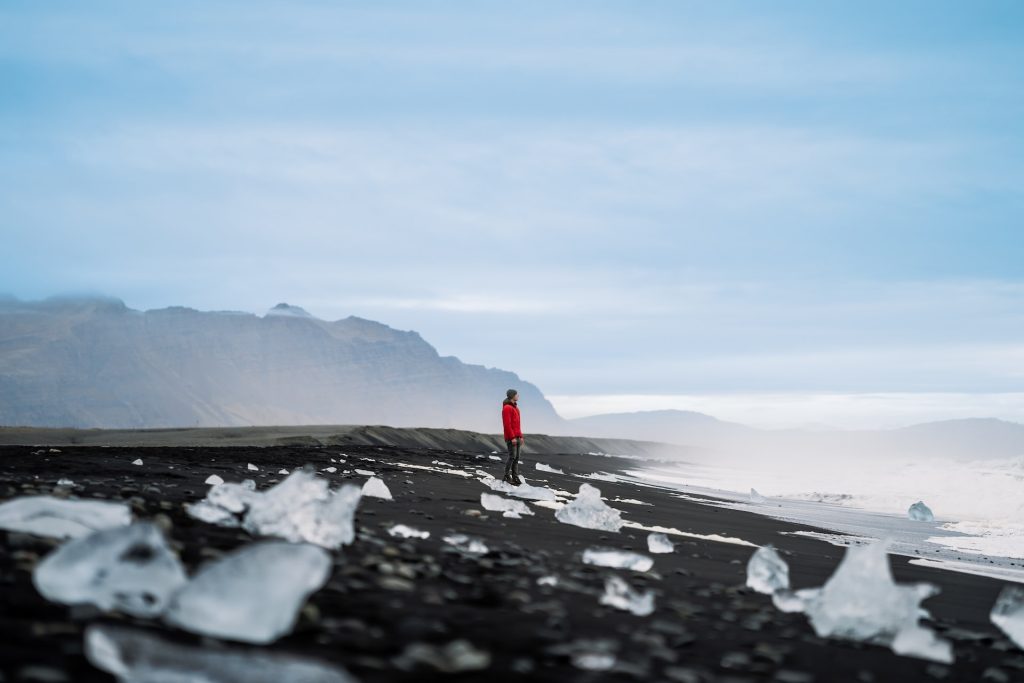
top-left (585, 472), bottom-right (617, 482)
top-left (750, 488), bottom-right (767, 504)
top-left (536, 463), bottom-right (564, 474)
top-left (132, 459), bottom-right (143, 466)
top-left (355, 468), bottom-right (374, 476)
top-left (57, 478), bottom-right (75, 487)
top-left (164, 541), bottom-right (330, 644)
top-left (582, 547), bottom-right (653, 572)
top-left (599, 575), bottom-right (654, 616)
top-left (443, 533), bottom-right (489, 555)
top-left (908, 501), bottom-right (934, 522)
top-left (483, 476), bottom-right (557, 501)
top-left (647, 532), bottom-right (675, 554)
top-left (537, 575), bottom-right (558, 586)
top-left (0, 496), bottom-right (131, 539)
top-left (362, 476), bottom-right (393, 500)
top-left (34, 522), bottom-right (187, 617)
top-left (324, 467), bottom-right (337, 473)
top-left (991, 584), bottom-right (1024, 649)
top-left (279, 469), bottom-right (289, 475)
top-left (85, 623), bottom-right (355, 683)
top-left (388, 524), bottom-right (429, 539)
top-left (555, 484), bottom-right (623, 532)
top-left (480, 493), bottom-right (534, 518)
top-left (746, 545), bottom-right (790, 594)
top-left (488, 455), bottom-right (502, 461)
top-left (247, 463), bottom-right (259, 471)
top-left (205, 474), bottom-right (224, 486)
top-left (781, 541), bottom-right (952, 663)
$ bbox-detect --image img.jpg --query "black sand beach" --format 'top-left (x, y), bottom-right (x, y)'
top-left (0, 437), bottom-right (1020, 682)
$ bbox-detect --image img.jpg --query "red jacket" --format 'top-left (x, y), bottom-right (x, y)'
top-left (502, 401), bottom-right (522, 440)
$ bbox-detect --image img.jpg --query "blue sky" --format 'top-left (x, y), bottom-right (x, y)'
top-left (2, 1), bottom-right (1023, 426)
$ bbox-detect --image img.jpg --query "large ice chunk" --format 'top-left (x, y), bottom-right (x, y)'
top-left (164, 541), bottom-right (331, 644)
top-left (600, 575), bottom-right (654, 616)
top-left (582, 547), bottom-right (653, 572)
top-left (33, 522), bottom-right (187, 618)
top-left (362, 476), bottom-right (393, 500)
top-left (555, 484), bottom-right (623, 532)
top-left (483, 476), bottom-right (557, 501)
top-left (907, 501), bottom-right (934, 522)
top-left (776, 541), bottom-right (952, 663)
top-left (746, 545), bottom-right (790, 594)
top-left (480, 493), bottom-right (534, 518)
top-left (647, 532), bottom-right (675, 554)
top-left (0, 496), bottom-right (131, 539)
top-left (85, 624), bottom-right (356, 683)
top-left (991, 584), bottom-right (1024, 649)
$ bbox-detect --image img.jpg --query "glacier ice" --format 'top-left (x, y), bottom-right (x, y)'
top-left (536, 463), bottom-right (564, 474)
top-left (647, 532), bottom-right (675, 554)
top-left (750, 488), bottom-right (767, 504)
top-left (582, 547), bottom-right (653, 572)
top-left (33, 522), bottom-right (187, 618)
top-left (85, 623), bottom-right (355, 683)
top-left (908, 501), bottom-right (935, 522)
top-left (247, 463), bottom-right (259, 471)
top-left (362, 476), bottom-right (393, 500)
top-left (164, 541), bottom-right (331, 644)
top-left (599, 575), bottom-right (654, 616)
top-left (775, 541), bottom-right (952, 663)
top-left (537, 575), bottom-right (558, 586)
top-left (0, 495), bottom-right (131, 539)
top-left (205, 474), bottom-right (225, 486)
top-left (56, 478), bottom-right (75, 487)
top-left (480, 493), bottom-right (534, 518)
top-left (746, 545), bottom-right (790, 594)
top-left (555, 484), bottom-right (623, 532)
top-left (443, 533), bottom-right (489, 555)
top-left (483, 476), bottom-right (557, 501)
top-left (991, 584), bottom-right (1024, 649)
top-left (132, 459), bottom-right (143, 466)
top-left (388, 524), bottom-right (429, 539)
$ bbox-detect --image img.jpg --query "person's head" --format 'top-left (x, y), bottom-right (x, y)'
top-left (506, 389), bottom-right (519, 403)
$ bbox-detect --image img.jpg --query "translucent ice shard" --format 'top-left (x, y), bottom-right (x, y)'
top-left (164, 541), bottom-right (331, 644)
top-left (205, 474), bottom-right (225, 486)
top-left (247, 463), bottom-right (259, 471)
top-left (362, 476), bottom-right (393, 500)
top-left (33, 522), bottom-right (187, 617)
top-left (536, 463), bottom-right (564, 474)
top-left (388, 524), bottom-right (429, 539)
top-left (582, 547), bottom-right (653, 572)
top-left (908, 501), bottom-right (935, 522)
top-left (746, 545), bottom-right (790, 594)
top-left (991, 584), bottom-right (1024, 649)
top-left (555, 484), bottom-right (623, 532)
top-left (85, 623), bottom-right (355, 683)
top-left (480, 493), bottom-right (534, 518)
top-left (0, 496), bottom-right (131, 539)
top-left (750, 488), bottom-right (767, 504)
top-left (600, 575), bottom-right (654, 616)
top-left (647, 532), bottom-right (675, 554)
top-left (483, 476), bottom-right (557, 501)
top-left (443, 533), bottom-right (489, 555)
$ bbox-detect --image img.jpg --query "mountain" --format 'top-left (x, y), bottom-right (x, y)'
top-left (566, 409), bottom-right (754, 445)
top-left (0, 296), bottom-right (562, 432)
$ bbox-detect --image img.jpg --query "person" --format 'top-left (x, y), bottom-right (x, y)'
top-left (501, 389), bottom-right (524, 485)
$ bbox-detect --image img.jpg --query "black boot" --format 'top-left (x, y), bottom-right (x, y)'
top-left (503, 461), bottom-right (516, 485)
top-left (511, 457), bottom-right (522, 486)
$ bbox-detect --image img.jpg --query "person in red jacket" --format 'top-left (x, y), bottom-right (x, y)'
top-left (502, 389), bottom-right (524, 485)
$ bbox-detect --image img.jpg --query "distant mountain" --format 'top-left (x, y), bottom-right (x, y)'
top-left (0, 296), bottom-right (562, 432)
top-left (566, 409), bottom-right (754, 445)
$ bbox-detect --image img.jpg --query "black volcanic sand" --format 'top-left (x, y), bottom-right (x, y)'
top-left (0, 444), bottom-right (1021, 682)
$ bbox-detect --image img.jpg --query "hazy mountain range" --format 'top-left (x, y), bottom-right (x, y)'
top-left (2, 296), bottom-right (1021, 461)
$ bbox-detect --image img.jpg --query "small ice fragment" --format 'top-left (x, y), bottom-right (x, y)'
top-left (279, 469), bottom-right (289, 475)
top-left (204, 474), bottom-right (224, 486)
top-left (600, 575), bottom-right (655, 616)
top-left (132, 459), bottom-right (143, 466)
top-left (647, 532), bottom-right (674, 554)
top-left (746, 545), bottom-right (790, 594)
top-left (56, 478), bottom-right (75, 487)
top-left (324, 467), bottom-right (337, 473)
top-left (582, 547), bottom-right (653, 572)
top-left (555, 484), bottom-right (623, 532)
top-left (536, 463), bottom-right (564, 474)
top-left (483, 476), bottom-right (557, 501)
top-left (388, 524), bottom-right (429, 539)
top-left (573, 653), bottom-right (615, 671)
top-left (480, 493), bottom-right (534, 518)
top-left (488, 455), bottom-right (502, 461)
top-left (247, 463), bottom-right (259, 471)
top-left (362, 476), bottom-right (393, 500)
top-left (908, 501), bottom-right (934, 522)
top-left (432, 460), bottom-right (454, 467)
top-left (0, 496), bottom-right (131, 539)
top-left (164, 541), bottom-right (331, 644)
top-left (85, 624), bottom-right (356, 683)
top-left (750, 488), bottom-right (767, 504)
top-left (585, 472), bottom-right (617, 482)
top-left (443, 533), bottom-right (488, 554)
top-left (33, 522), bottom-right (187, 617)
top-left (394, 640), bottom-right (491, 673)
top-left (355, 469), bottom-right (374, 476)
top-left (537, 575), bottom-right (558, 586)
top-left (991, 584), bottom-right (1024, 649)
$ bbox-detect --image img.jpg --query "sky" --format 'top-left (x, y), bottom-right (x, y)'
top-left (2, 1), bottom-right (1023, 428)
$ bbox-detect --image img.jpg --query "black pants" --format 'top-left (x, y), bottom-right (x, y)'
top-left (505, 438), bottom-right (521, 474)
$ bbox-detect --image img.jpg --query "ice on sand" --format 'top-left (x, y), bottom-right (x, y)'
top-left (555, 484), bottom-right (623, 532)
top-left (247, 463), bottom-right (259, 471)
top-left (483, 476), bottom-right (557, 501)
top-left (164, 541), bottom-right (331, 644)
top-left (750, 488), bottom-right (767, 504)
top-left (85, 624), bottom-right (355, 683)
top-left (647, 532), bottom-right (674, 554)
top-left (582, 547), bottom-right (653, 572)
top-left (746, 545), bottom-right (790, 594)
top-left (205, 474), bottom-right (225, 486)
top-left (388, 524), bottom-right (429, 539)
top-left (443, 533), bottom-right (489, 555)
top-left (0, 496), bottom-right (131, 539)
top-left (908, 501), bottom-right (935, 522)
top-left (34, 522), bottom-right (187, 618)
top-left (132, 459), bottom-right (143, 466)
top-left (600, 575), bottom-right (655, 616)
top-left (774, 541), bottom-right (952, 663)
top-left (362, 476), bottom-right (393, 500)
top-left (480, 493), bottom-right (534, 518)
top-left (536, 463), bottom-right (564, 474)
top-left (991, 584), bottom-right (1024, 649)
